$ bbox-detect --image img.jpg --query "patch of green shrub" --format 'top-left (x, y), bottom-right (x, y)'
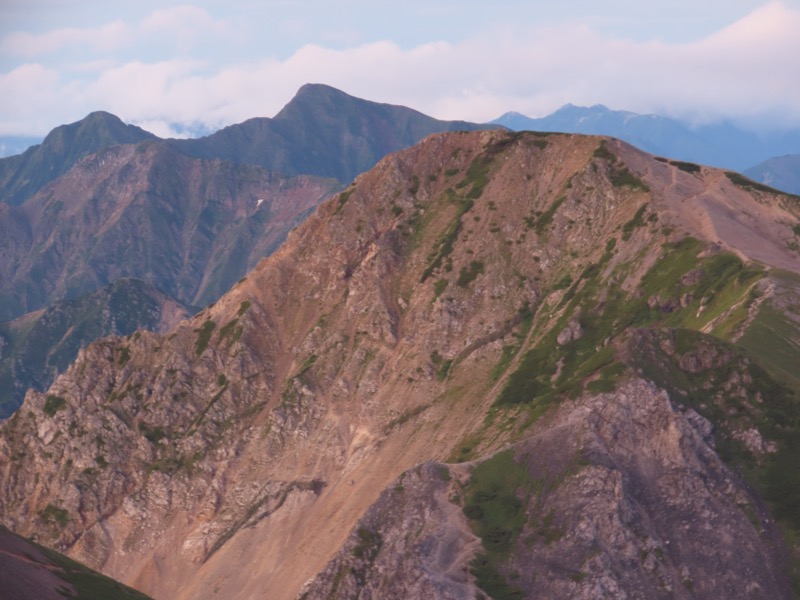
top-left (670, 160), bottom-right (702, 174)
top-left (352, 527), bottom-right (382, 561)
top-left (408, 175), bottom-right (420, 195)
top-left (469, 553), bottom-right (524, 600)
top-left (464, 450), bottom-right (530, 599)
top-left (457, 260), bottom-right (485, 287)
top-left (553, 275), bottom-right (573, 291)
top-left (39, 504), bottom-right (70, 527)
top-left (335, 189), bottom-right (351, 213)
top-left (431, 350), bottom-right (453, 381)
top-left (592, 141), bottom-right (615, 160)
top-left (725, 171), bottom-right (786, 195)
top-left (43, 394), bottom-right (66, 416)
top-left (420, 195), bottom-right (474, 282)
top-left (118, 346), bottom-right (131, 366)
top-left (622, 204), bottom-right (649, 240)
top-left (194, 319), bottom-right (216, 356)
top-left (533, 196), bottom-right (565, 235)
top-left (218, 318), bottom-right (242, 344)
top-left (434, 278), bottom-right (449, 297)
top-left (610, 166), bottom-right (649, 191)
top-left (138, 422), bottom-right (166, 444)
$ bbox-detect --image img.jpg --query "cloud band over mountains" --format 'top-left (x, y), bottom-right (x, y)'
top-left (1, 1), bottom-right (799, 137)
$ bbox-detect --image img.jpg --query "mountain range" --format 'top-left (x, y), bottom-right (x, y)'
top-left (1, 127), bottom-right (799, 599)
top-left (493, 104), bottom-right (800, 178)
top-left (0, 84), bottom-right (498, 417)
top-left (7, 95), bottom-right (800, 198)
top-left (745, 154), bottom-right (800, 196)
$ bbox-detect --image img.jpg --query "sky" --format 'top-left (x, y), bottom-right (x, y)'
top-left (1, 0), bottom-right (799, 139)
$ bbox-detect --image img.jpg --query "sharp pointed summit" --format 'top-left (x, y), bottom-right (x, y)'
top-left (171, 84), bottom-right (500, 183)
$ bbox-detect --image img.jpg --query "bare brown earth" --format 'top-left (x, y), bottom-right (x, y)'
top-left (1, 130), bottom-right (799, 599)
top-left (624, 144), bottom-right (800, 273)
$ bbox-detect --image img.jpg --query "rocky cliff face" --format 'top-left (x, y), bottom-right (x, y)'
top-left (301, 378), bottom-right (791, 599)
top-left (1, 130), bottom-right (799, 599)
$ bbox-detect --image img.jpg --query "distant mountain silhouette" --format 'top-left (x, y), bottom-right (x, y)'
top-left (745, 154), bottom-right (800, 195)
top-left (0, 85), bottom-right (499, 208)
top-left (493, 104), bottom-right (800, 171)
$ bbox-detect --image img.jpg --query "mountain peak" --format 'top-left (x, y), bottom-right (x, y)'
top-left (275, 83), bottom-right (366, 120)
top-left (0, 111), bottom-right (157, 205)
top-left (42, 110), bottom-right (154, 145)
top-left (81, 110), bottom-right (127, 125)
top-left (175, 83), bottom-right (497, 183)
top-left (293, 82), bottom-right (352, 99)
top-left (553, 102), bottom-right (611, 116)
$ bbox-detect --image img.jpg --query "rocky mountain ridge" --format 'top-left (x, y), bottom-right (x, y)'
top-left (1, 129), bottom-right (799, 599)
top-left (0, 84), bottom-right (500, 419)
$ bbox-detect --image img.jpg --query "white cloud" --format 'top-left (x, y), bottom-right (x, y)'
top-left (1, 20), bottom-right (131, 58)
top-left (1, 5), bottom-right (230, 61)
top-left (140, 5), bottom-right (232, 52)
top-left (1, 1), bottom-right (799, 136)
top-left (0, 63), bottom-right (66, 134)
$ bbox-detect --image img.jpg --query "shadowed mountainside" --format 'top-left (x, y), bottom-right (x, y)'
top-left (0, 278), bottom-right (195, 418)
top-left (171, 83), bottom-right (501, 183)
top-left (0, 525), bottom-right (153, 600)
top-left (0, 140), bottom-right (340, 322)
